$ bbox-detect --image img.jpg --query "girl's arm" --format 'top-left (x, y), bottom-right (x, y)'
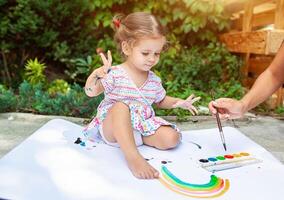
top-left (84, 66), bottom-right (105, 97)
top-left (85, 50), bottom-right (113, 97)
top-left (156, 95), bottom-right (200, 115)
top-left (156, 96), bottom-right (180, 109)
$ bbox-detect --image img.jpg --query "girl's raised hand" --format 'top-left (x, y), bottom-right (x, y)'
top-left (99, 50), bottom-right (112, 74)
top-left (172, 94), bottom-right (201, 115)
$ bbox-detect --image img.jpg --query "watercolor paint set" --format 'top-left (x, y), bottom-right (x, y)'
top-left (198, 152), bottom-right (262, 172)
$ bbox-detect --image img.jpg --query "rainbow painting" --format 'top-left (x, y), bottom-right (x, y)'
top-left (158, 165), bottom-right (230, 198)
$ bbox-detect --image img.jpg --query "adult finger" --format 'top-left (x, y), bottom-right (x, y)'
top-left (208, 101), bottom-right (217, 114)
top-left (214, 98), bottom-right (233, 109)
top-left (212, 100), bottom-right (233, 116)
top-left (219, 113), bottom-right (230, 120)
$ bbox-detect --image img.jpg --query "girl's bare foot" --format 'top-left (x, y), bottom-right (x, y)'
top-left (125, 153), bottom-right (159, 179)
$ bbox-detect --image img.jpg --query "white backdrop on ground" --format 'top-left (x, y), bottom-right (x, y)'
top-left (0, 119), bottom-right (283, 200)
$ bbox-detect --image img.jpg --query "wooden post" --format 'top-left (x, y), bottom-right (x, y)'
top-left (242, 0), bottom-right (254, 31)
top-left (242, 0), bottom-right (254, 86)
top-left (274, 0), bottom-right (284, 106)
top-left (276, 89), bottom-right (283, 106)
top-left (275, 0), bottom-right (284, 29)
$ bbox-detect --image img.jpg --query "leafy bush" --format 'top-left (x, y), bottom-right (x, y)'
top-left (17, 81), bottom-right (103, 117)
top-left (275, 106), bottom-right (284, 115)
top-left (47, 79), bottom-right (70, 96)
top-left (0, 84), bottom-right (17, 112)
top-left (0, 0), bottom-right (103, 86)
top-left (154, 42), bottom-right (244, 119)
top-left (0, 0), bottom-right (230, 86)
top-left (0, 0), bottom-right (247, 117)
top-left (24, 57), bottom-right (47, 85)
top-left (158, 42), bottom-right (241, 92)
top-left (17, 81), bottom-right (42, 111)
top-left (157, 42), bottom-right (243, 95)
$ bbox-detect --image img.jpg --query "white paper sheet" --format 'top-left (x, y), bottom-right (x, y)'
top-left (0, 119), bottom-right (283, 200)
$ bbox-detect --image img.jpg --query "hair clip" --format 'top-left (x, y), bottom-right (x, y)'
top-left (113, 19), bottom-right (120, 28)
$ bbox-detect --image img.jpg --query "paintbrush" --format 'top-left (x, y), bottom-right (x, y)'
top-left (210, 91), bottom-right (227, 151)
top-left (215, 107), bottom-right (227, 151)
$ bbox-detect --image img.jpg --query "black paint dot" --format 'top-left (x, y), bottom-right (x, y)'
top-left (199, 159), bottom-right (209, 163)
top-left (74, 137), bottom-right (82, 144)
top-left (161, 161), bottom-right (167, 164)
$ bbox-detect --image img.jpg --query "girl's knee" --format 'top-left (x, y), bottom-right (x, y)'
top-left (105, 102), bottom-right (130, 124)
top-left (159, 130), bottom-right (181, 150)
top-left (167, 131), bottom-right (181, 148)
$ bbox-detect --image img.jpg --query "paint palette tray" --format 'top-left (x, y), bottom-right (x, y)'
top-left (198, 152), bottom-right (262, 172)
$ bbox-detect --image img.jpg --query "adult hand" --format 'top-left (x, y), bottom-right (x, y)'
top-left (208, 98), bottom-right (246, 119)
top-left (172, 94), bottom-right (201, 115)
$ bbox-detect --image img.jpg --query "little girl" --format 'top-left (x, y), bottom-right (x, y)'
top-left (84, 12), bottom-right (200, 179)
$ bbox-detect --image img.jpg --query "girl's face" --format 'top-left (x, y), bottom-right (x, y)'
top-left (124, 36), bottom-right (166, 72)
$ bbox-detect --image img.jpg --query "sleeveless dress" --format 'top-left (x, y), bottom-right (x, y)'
top-left (83, 65), bottom-right (180, 143)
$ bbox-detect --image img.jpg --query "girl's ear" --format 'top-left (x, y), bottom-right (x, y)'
top-left (121, 41), bottom-right (131, 56)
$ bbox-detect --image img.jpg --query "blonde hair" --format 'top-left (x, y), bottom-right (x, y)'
top-left (112, 12), bottom-right (166, 57)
